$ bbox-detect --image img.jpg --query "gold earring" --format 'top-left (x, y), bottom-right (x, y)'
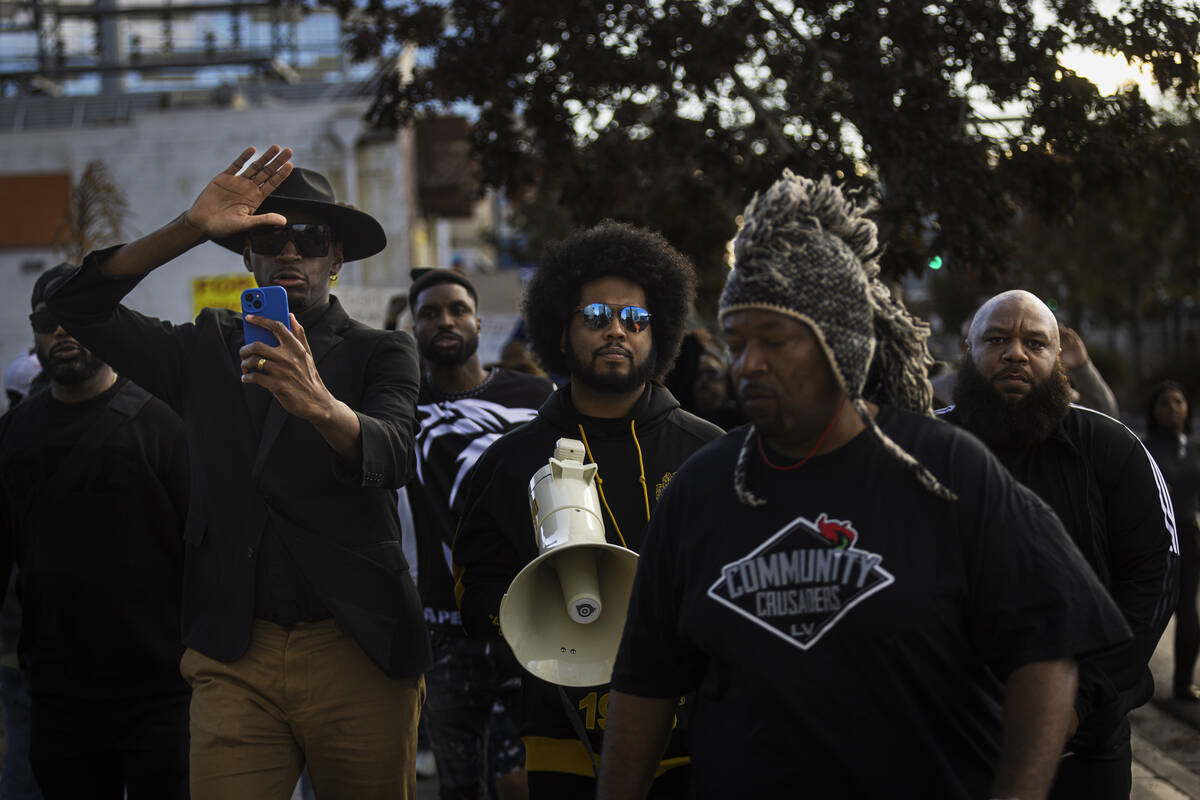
top-left (330, 274), bottom-right (339, 284)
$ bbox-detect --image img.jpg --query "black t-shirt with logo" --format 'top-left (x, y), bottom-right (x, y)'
top-left (404, 368), bottom-right (553, 629)
top-left (612, 406), bottom-right (1130, 798)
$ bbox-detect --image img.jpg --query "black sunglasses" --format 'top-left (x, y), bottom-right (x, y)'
top-left (29, 308), bottom-right (60, 334)
top-left (575, 303), bottom-right (652, 333)
top-left (248, 223), bottom-right (333, 258)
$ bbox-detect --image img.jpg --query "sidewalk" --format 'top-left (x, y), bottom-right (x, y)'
top-left (1130, 617), bottom-right (1200, 798)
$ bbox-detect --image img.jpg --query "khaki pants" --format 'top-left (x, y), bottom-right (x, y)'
top-left (181, 619), bottom-right (425, 800)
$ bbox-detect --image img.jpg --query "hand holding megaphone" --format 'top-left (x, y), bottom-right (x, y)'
top-left (499, 438), bottom-right (639, 687)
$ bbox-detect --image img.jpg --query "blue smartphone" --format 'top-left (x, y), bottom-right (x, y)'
top-left (241, 286), bottom-right (291, 349)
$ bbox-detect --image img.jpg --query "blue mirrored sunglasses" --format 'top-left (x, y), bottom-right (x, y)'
top-left (576, 302), bottom-right (651, 333)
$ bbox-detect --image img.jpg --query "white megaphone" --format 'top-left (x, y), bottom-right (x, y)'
top-left (499, 438), bottom-right (639, 687)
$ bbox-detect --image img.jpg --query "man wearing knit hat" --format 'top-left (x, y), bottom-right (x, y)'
top-left (45, 147), bottom-right (430, 799)
top-left (941, 289), bottom-right (1178, 798)
top-left (598, 173), bottom-right (1131, 799)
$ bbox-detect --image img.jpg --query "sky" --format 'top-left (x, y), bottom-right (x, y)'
top-left (1050, 0), bottom-right (1180, 103)
top-left (1060, 47), bottom-right (1163, 102)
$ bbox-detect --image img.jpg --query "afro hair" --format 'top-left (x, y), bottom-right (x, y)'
top-left (522, 221), bottom-right (697, 381)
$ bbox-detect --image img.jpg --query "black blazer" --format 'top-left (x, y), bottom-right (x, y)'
top-left (48, 249), bottom-right (432, 678)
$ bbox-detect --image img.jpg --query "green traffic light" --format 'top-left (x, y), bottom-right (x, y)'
top-left (928, 255), bottom-right (943, 270)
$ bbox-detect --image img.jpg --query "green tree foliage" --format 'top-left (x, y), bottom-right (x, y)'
top-left (1010, 113), bottom-right (1200, 380)
top-left (1016, 119), bottom-right (1200, 321)
top-left (330, 0), bottom-right (1200, 311)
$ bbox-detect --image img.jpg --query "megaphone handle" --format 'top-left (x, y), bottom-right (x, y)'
top-left (556, 685), bottom-right (600, 777)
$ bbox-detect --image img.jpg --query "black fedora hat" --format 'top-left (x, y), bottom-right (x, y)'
top-left (213, 167), bottom-right (387, 262)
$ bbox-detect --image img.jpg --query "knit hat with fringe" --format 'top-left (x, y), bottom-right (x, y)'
top-left (719, 171), bottom-right (956, 506)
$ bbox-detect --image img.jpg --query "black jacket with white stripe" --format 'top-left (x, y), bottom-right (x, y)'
top-left (938, 404), bottom-right (1178, 754)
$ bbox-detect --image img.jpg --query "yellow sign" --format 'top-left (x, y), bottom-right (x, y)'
top-left (191, 274), bottom-right (256, 318)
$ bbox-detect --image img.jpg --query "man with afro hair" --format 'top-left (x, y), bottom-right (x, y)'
top-left (452, 221), bottom-right (724, 799)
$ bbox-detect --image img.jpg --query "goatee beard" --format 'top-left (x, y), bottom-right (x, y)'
top-left (952, 358), bottom-right (1072, 450)
top-left (419, 334), bottom-right (478, 367)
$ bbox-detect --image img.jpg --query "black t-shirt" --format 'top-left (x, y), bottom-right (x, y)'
top-left (612, 407), bottom-right (1130, 798)
top-left (405, 368), bottom-right (552, 627)
top-left (0, 378), bottom-right (189, 697)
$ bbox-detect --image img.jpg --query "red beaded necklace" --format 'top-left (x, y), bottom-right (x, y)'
top-left (757, 396), bottom-right (849, 471)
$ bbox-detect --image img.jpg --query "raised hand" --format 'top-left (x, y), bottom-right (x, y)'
top-left (1058, 324), bottom-right (1090, 370)
top-left (182, 146), bottom-right (294, 240)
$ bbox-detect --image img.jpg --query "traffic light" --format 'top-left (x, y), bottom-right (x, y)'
top-left (927, 255), bottom-right (943, 271)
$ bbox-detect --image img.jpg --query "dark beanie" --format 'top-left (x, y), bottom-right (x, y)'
top-left (31, 264), bottom-right (78, 310)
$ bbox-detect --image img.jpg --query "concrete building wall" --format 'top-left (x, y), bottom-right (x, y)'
top-left (0, 95), bottom-right (415, 371)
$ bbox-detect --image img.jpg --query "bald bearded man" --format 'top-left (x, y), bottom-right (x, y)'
top-left (939, 290), bottom-right (1178, 799)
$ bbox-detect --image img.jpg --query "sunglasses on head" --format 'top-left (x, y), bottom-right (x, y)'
top-left (575, 303), bottom-right (652, 334)
top-left (248, 223), bottom-right (333, 258)
top-left (29, 308), bottom-right (60, 335)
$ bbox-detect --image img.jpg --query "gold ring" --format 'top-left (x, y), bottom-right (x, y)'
top-left (256, 357), bottom-right (267, 372)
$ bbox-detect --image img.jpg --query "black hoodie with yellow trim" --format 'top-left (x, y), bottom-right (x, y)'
top-left (453, 382), bottom-right (723, 780)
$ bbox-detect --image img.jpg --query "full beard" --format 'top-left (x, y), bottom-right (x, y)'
top-left (565, 334), bottom-right (656, 394)
top-left (952, 357), bottom-right (1073, 451)
top-left (35, 347), bottom-right (106, 386)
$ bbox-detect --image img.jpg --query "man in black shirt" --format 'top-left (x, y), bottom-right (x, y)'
top-left (599, 174), bottom-right (1131, 799)
top-left (403, 268), bottom-right (553, 798)
top-left (940, 289), bottom-right (1178, 798)
top-left (453, 222), bottom-right (724, 798)
top-left (0, 266), bottom-right (190, 799)
top-left (46, 147), bottom-right (431, 799)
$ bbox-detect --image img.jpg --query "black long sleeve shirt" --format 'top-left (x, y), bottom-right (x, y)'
top-left (940, 404), bottom-right (1178, 752)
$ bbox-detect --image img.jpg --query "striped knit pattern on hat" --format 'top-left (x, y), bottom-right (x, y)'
top-left (719, 171), bottom-right (955, 506)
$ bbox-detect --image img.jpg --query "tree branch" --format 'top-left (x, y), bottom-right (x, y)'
top-left (728, 68), bottom-right (803, 158)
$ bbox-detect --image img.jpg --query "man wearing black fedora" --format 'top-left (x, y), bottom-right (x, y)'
top-left (46, 146), bottom-right (432, 799)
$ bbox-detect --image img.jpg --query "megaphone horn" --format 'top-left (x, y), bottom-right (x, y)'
top-left (500, 438), bottom-right (639, 687)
